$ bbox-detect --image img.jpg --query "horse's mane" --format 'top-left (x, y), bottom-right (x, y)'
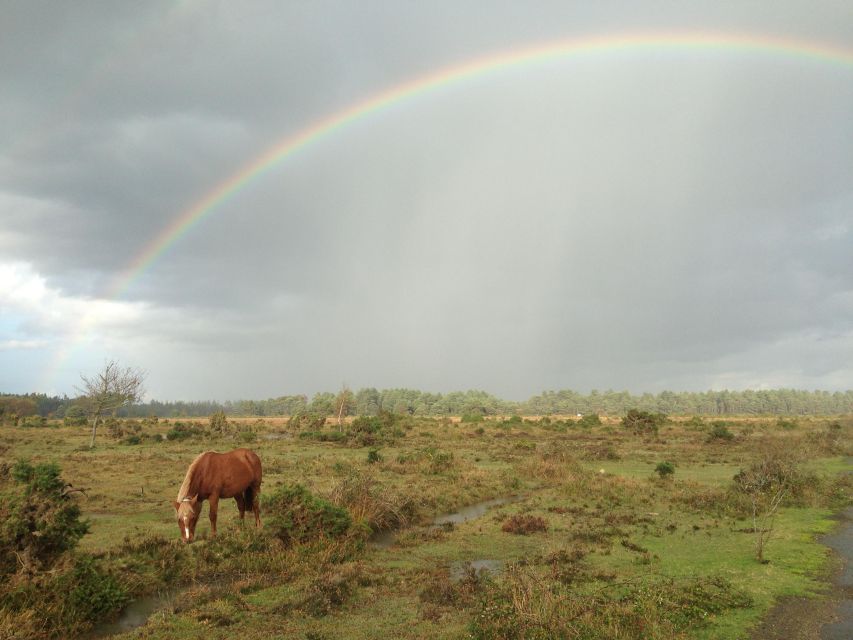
top-left (176, 452), bottom-right (208, 501)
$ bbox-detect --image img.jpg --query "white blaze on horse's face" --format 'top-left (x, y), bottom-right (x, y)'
top-left (174, 498), bottom-right (198, 543)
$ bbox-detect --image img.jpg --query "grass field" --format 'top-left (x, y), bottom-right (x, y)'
top-left (0, 413), bottom-right (849, 639)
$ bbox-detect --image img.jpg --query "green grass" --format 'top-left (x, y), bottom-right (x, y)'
top-left (0, 416), bottom-right (849, 639)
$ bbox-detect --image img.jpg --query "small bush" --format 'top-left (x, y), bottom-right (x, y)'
top-left (288, 412), bottom-right (327, 431)
top-left (1, 460), bottom-right (89, 576)
top-left (166, 422), bottom-right (208, 441)
top-left (655, 461), bottom-right (676, 478)
top-left (366, 448), bottom-right (382, 464)
top-left (63, 405), bottom-right (88, 427)
top-left (708, 423), bottom-right (735, 442)
top-left (622, 409), bottom-right (667, 434)
top-left (461, 414), bottom-right (484, 423)
top-left (576, 413), bottom-right (602, 428)
top-left (209, 410), bottom-right (230, 433)
top-left (264, 484), bottom-right (352, 546)
top-left (501, 515), bottom-right (547, 535)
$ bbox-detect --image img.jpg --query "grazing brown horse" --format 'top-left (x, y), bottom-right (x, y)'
top-left (172, 448), bottom-right (262, 543)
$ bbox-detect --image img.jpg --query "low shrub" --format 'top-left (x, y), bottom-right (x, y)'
top-left (329, 468), bottom-right (415, 531)
top-left (1, 460), bottom-right (89, 576)
top-left (576, 413), bottom-right (602, 428)
top-left (63, 405), bottom-right (88, 427)
top-left (622, 409), bottom-right (667, 434)
top-left (264, 484), bottom-right (352, 546)
top-left (468, 567), bottom-right (752, 640)
top-left (288, 412), bottom-right (327, 431)
top-left (655, 461), bottom-right (676, 478)
top-left (501, 515), bottom-right (547, 535)
top-left (707, 423), bottom-right (735, 442)
top-left (166, 422), bottom-right (208, 441)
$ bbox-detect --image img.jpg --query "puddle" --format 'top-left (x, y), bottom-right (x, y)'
top-left (450, 559), bottom-right (503, 580)
top-left (820, 503), bottom-right (853, 640)
top-left (86, 591), bottom-right (175, 638)
top-left (370, 495), bottom-right (522, 549)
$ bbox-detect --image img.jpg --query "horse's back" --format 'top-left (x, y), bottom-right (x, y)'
top-left (196, 449), bottom-right (262, 498)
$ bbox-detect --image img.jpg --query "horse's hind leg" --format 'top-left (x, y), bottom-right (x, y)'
top-left (250, 483), bottom-right (261, 527)
top-left (235, 494), bottom-right (246, 523)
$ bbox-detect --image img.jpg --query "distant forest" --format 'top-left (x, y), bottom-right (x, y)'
top-left (3, 388), bottom-right (853, 419)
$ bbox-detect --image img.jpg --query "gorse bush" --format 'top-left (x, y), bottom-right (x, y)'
top-left (622, 409), bottom-right (667, 434)
top-left (288, 411), bottom-right (327, 431)
top-left (63, 404), bottom-right (88, 426)
top-left (166, 421), bottom-right (208, 441)
top-left (1, 460), bottom-right (89, 576)
top-left (0, 461), bottom-right (130, 639)
top-left (264, 483), bottom-right (352, 546)
top-left (576, 413), bottom-right (602, 428)
top-left (708, 423), bottom-right (735, 442)
top-left (655, 461), bottom-right (676, 478)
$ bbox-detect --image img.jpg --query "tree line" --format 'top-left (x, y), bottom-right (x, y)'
top-left (2, 387), bottom-right (853, 420)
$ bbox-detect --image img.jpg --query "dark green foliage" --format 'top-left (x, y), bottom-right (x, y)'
top-left (367, 448), bottom-right (382, 464)
top-left (348, 411), bottom-right (399, 446)
top-left (166, 421), bottom-right (208, 441)
top-left (505, 415), bottom-right (523, 424)
top-left (1, 461), bottom-right (89, 576)
top-left (776, 418), bottom-right (798, 430)
top-left (288, 411), bottom-right (327, 431)
top-left (461, 413), bottom-right (484, 423)
top-left (622, 409), bottom-right (667, 434)
top-left (0, 556), bottom-right (128, 637)
top-left (708, 423), bottom-right (735, 442)
top-left (59, 555), bottom-right (129, 625)
top-left (655, 461), bottom-right (676, 478)
top-left (576, 413), bottom-right (602, 428)
top-left (63, 404), bottom-right (88, 426)
top-left (264, 484), bottom-right (352, 546)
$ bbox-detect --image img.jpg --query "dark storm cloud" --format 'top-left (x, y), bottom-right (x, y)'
top-left (1, 1), bottom-right (851, 399)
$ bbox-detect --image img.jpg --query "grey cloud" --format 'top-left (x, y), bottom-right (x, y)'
top-left (1, 1), bottom-right (851, 398)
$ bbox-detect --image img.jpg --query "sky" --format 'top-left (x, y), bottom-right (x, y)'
top-left (1, 1), bottom-right (851, 401)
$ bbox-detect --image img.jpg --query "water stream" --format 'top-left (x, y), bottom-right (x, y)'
top-left (88, 495), bottom-right (520, 637)
top-left (369, 495), bottom-right (521, 549)
top-left (819, 497), bottom-right (853, 638)
top-left (85, 590), bottom-right (176, 638)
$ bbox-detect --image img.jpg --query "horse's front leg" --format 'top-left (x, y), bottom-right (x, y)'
top-left (208, 493), bottom-right (220, 537)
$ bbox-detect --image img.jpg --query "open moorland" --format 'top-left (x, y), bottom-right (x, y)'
top-left (0, 412), bottom-right (850, 639)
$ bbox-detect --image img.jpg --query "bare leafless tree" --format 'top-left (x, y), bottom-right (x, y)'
top-left (733, 441), bottom-right (800, 562)
top-left (76, 360), bottom-right (146, 448)
top-left (335, 384), bottom-right (354, 431)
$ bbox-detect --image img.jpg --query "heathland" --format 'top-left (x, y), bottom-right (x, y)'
top-left (0, 412), bottom-right (849, 639)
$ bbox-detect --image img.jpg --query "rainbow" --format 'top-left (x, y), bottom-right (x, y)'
top-left (44, 31), bottom-right (853, 389)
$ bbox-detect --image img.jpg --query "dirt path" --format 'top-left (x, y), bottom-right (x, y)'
top-left (750, 504), bottom-right (852, 640)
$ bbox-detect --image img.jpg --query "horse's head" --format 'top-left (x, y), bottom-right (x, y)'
top-left (173, 496), bottom-right (200, 543)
